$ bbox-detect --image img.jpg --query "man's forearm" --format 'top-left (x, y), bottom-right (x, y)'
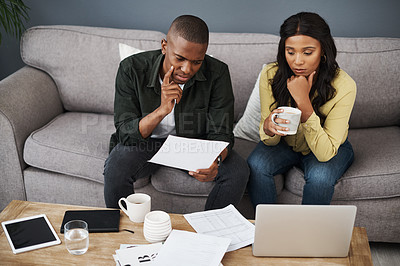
top-left (138, 107), bottom-right (167, 138)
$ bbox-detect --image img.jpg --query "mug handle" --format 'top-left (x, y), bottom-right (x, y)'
top-left (271, 113), bottom-right (280, 125)
top-left (118, 198), bottom-right (129, 217)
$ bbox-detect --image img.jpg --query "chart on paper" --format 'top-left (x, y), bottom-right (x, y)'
top-left (184, 204), bottom-right (255, 252)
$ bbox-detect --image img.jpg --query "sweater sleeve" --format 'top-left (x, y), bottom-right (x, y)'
top-left (301, 70), bottom-right (356, 162)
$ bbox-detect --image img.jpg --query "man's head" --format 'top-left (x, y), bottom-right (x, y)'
top-left (161, 15), bottom-right (209, 84)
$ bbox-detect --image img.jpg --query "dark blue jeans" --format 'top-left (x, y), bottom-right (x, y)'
top-left (247, 139), bottom-right (354, 207)
top-left (104, 138), bottom-right (249, 210)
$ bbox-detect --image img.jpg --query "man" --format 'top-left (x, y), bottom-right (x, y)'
top-left (104, 15), bottom-right (249, 210)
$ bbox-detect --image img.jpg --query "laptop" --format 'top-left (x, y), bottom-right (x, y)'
top-left (252, 204), bottom-right (357, 257)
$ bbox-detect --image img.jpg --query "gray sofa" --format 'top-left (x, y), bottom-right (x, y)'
top-left (0, 25), bottom-right (399, 243)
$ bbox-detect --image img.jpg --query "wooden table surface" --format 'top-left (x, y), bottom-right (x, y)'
top-left (0, 200), bottom-right (373, 265)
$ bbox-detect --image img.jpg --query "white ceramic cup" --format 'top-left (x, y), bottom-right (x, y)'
top-left (118, 193), bottom-right (151, 223)
top-left (271, 106), bottom-right (302, 135)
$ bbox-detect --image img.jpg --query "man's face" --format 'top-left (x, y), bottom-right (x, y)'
top-left (161, 35), bottom-right (208, 84)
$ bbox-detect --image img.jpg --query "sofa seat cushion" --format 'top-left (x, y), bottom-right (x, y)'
top-left (23, 112), bottom-right (150, 188)
top-left (284, 127), bottom-right (400, 200)
top-left (151, 167), bottom-right (214, 197)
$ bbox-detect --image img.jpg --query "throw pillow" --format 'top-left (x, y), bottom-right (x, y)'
top-left (233, 64), bottom-right (266, 143)
top-left (119, 43), bottom-right (144, 61)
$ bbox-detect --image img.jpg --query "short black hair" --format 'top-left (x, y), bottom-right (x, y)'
top-left (168, 15), bottom-right (209, 44)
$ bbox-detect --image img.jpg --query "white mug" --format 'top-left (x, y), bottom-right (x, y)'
top-left (118, 193), bottom-right (151, 223)
top-left (271, 106), bottom-right (302, 135)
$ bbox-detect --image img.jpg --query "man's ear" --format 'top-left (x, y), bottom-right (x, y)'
top-left (161, 39), bottom-right (167, 55)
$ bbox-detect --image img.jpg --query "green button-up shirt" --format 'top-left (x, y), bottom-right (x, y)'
top-left (109, 50), bottom-right (235, 153)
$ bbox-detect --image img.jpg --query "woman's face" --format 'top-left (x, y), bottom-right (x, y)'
top-left (285, 34), bottom-right (322, 77)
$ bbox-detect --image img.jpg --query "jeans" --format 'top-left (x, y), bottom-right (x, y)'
top-left (247, 139), bottom-right (354, 207)
top-left (104, 138), bottom-right (249, 210)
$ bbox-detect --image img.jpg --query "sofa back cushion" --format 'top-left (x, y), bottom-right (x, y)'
top-left (21, 25), bottom-right (165, 114)
top-left (208, 33), bottom-right (280, 122)
top-left (21, 26), bottom-right (400, 128)
top-left (335, 37), bottom-right (400, 128)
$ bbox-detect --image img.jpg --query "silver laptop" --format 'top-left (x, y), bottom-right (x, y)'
top-left (252, 204), bottom-right (357, 257)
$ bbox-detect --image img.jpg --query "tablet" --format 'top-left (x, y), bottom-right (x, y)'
top-left (1, 214), bottom-right (61, 254)
top-left (60, 209), bottom-right (120, 233)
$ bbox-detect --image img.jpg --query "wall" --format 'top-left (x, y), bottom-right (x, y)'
top-left (1, 0), bottom-right (399, 80)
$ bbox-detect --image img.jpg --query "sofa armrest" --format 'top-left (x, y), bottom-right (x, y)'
top-left (0, 66), bottom-right (64, 210)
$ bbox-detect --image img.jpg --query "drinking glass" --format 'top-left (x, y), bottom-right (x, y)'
top-left (64, 220), bottom-right (89, 255)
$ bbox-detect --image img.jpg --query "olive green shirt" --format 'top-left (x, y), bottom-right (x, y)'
top-left (110, 50), bottom-right (235, 153)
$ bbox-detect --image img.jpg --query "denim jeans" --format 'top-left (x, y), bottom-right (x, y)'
top-left (104, 138), bottom-right (249, 210)
top-left (247, 139), bottom-right (354, 207)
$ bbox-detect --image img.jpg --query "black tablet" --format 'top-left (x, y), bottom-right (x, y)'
top-left (60, 209), bottom-right (120, 233)
top-left (2, 214), bottom-right (61, 254)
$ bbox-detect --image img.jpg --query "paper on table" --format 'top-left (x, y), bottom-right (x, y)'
top-left (152, 230), bottom-right (230, 266)
top-left (148, 135), bottom-right (229, 172)
top-left (114, 243), bottom-right (162, 265)
top-left (184, 204), bottom-right (255, 252)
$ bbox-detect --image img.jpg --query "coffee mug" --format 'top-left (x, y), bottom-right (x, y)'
top-left (271, 106), bottom-right (302, 135)
top-left (118, 193), bottom-right (151, 223)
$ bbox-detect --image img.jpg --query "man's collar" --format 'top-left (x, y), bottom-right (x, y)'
top-left (147, 51), bottom-right (207, 93)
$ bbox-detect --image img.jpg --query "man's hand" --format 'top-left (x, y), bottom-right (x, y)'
top-left (188, 148), bottom-right (227, 182)
top-left (189, 161), bottom-right (219, 182)
top-left (160, 66), bottom-right (183, 115)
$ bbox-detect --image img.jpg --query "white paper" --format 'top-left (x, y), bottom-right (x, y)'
top-left (184, 204), bottom-right (255, 252)
top-left (148, 135), bottom-right (229, 172)
top-left (152, 230), bottom-right (230, 266)
top-left (114, 243), bottom-right (162, 265)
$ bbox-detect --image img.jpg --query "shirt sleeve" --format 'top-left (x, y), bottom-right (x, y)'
top-left (301, 71), bottom-right (357, 162)
top-left (114, 61), bottom-right (147, 146)
top-left (259, 64), bottom-right (281, 146)
top-left (206, 64), bottom-right (235, 153)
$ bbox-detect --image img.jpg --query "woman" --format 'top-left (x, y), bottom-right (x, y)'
top-left (247, 12), bottom-right (356, 206)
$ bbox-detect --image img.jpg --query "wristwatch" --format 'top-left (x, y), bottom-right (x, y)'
top-left (217, 155), bottom-right (222, 167)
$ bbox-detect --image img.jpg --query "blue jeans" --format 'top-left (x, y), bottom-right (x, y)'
top-left (104, 138), bottom-right (249, 210)
top-left (247, 139), bottom-right (354, 207)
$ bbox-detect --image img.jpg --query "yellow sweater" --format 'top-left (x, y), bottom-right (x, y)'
top-left (259, 63), bottom-right (356, 162)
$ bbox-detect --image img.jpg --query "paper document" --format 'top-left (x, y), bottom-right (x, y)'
top-left (148, 135), bottom-right (229, 171)
top-left (153, 230), bottom-right (230, 266)
top-left (113, 243), bottom-right (162, 265)
top-left (184, 204), bottom-right (255, 252)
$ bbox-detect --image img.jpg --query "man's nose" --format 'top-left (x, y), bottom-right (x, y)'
top-left (181, 61), bottom-right (192, 74)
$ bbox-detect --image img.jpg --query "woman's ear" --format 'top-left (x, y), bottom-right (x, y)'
top-left (161, 39), bottom-right (167, 55)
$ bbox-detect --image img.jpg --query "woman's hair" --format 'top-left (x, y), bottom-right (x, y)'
top-left (271, 12), bottom-right (339, 120)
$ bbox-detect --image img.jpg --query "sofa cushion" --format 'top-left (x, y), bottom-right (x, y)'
top-left (21, 26), bottom-right (165, 114)
top-left (208, 33), bottom-right (280, 122)
top-left (233, 65), bottom-right (265, 143)
top-left (284, 127), bottom-right (400, 200)
top-left (151, 167), bottom-right (214, 197)
top-left (23, 112), bottom-right (150, 188)
top-left (335, 37), bottom-right (400, 129)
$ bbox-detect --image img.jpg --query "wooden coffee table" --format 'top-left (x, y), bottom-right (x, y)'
top-left (0, 200), bottom-right (372, 265)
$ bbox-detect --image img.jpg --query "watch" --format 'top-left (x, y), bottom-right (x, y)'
top-left (217, 155), bottom-right (222, 167)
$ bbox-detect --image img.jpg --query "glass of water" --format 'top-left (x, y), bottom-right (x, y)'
top-left (64, 220), bottom-right (89, 255)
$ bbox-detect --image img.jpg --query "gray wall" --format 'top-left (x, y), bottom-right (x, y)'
top-left (1, 0), bottom-right (399, 80)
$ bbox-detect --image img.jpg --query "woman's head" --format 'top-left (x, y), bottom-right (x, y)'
top-left (277, 12), bottom-right (337, 77)
top-left (271, 12), bottom-right (338, 119)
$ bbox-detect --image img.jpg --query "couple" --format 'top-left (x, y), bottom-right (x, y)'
top-left (104, 13), bottom-right (356, 211)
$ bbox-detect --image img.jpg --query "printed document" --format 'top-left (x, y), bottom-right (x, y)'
top-left (153, 230), bottom-right (230, 266)
top-left (148, 135), bottom-right (229, 172)
top-left (184, 204), bottom-right (255, 252)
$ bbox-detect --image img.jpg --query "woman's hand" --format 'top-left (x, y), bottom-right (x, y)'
top-left (263, 108), bottom-right (289, 137)
top-left (287, 71), bottom-right (316, 122)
